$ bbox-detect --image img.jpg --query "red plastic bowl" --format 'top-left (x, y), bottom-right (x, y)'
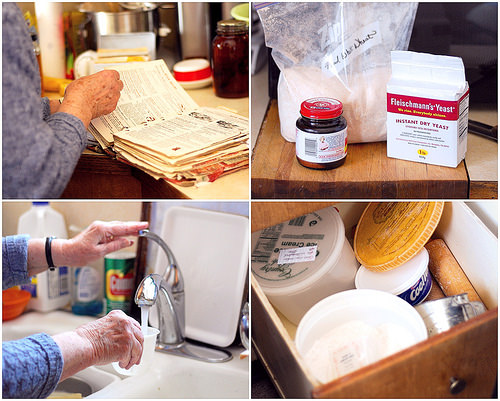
top-left (3, 288), bottom-right (31, 321)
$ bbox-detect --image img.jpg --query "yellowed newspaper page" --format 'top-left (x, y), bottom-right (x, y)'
top-left (87, 60), bottom-right (198, 147)
top-left (113, 107), bottom-right (249, 159)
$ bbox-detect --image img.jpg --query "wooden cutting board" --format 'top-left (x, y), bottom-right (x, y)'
top-left (252, 100), bottom-right (469, 199)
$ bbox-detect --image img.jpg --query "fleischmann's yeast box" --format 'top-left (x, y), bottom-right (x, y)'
top-left (387, 51), bottom-right (469, 168)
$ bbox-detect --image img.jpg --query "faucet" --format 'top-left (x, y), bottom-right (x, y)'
top-left (135, 229), bottom-right (232, 363)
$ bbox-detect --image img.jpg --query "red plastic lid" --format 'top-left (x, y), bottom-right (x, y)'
top-left (173, 59), bottom-right (212, 82)
top-left (300, 97), bottom-right (343, 120)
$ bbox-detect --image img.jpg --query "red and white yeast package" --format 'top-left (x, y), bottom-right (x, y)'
top-left (387, 51), bottom-right (469, 168)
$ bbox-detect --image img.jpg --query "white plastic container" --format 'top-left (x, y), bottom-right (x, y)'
top-left (355, 248), bottom-right (432, 306)
top-left (251, 206), bottom-right (359, 324)
top-left (295, 289), bottom-right (428, 383)
top-left (18, 202), bottom-right (70, 312)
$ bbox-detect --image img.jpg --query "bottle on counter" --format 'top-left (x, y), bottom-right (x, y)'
top-left (17, 202), bottom-right (70, 312)
top-left (211, 19), bottom-right (249, 98)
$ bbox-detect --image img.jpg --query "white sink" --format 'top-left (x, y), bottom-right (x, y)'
top-left (53, 367), bottom-right (120, 397)
top-left (3, 311), bottom-right (249, 398)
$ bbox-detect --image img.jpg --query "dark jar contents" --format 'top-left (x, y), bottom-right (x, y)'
top-left (212, 20), bottom-right (248, 98)
top-left (295, 97), bottom-right (348, 170)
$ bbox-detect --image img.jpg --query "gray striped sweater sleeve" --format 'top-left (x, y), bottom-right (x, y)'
top-left (2, 3), bottom-right (88, 199)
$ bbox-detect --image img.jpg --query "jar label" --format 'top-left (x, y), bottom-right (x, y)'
top-left (296, 127), bottom-right (347, 163)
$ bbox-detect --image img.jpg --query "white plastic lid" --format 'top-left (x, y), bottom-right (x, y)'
top-left (355, 248), bottom-right (429, 295)
top-left (251, 207), bottom-right (346, 296)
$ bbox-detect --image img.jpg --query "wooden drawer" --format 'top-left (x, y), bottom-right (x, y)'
top-left (251, 201), bottom-right (498, 398)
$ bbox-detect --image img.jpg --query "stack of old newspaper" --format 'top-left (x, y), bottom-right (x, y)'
top-left (87, 60), bottom-right (249, 185)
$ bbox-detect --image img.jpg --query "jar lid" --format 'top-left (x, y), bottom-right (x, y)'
top-left (173, 58), bottom-right (212, 86)
top-left (251, 207), bottom-right (346, 296)
top-left (355, 248), bottom-right (430, 295)
top-left (216, 19), bottom-right (248, 34)
top-left (300, 97), bottom-right (343, 120)
top-left (354, 202), bottom-right (444, 272)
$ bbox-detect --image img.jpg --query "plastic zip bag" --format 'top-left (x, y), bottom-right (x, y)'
top-left (256, 2), bottom-right (418, 143)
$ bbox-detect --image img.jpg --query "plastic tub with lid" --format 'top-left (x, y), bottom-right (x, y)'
top-left (355, 247), bottom-right (432, 306)
top-left (295, 289), bottom-right (428, 383)
top-left (251, 206), bottom-right (359, 324)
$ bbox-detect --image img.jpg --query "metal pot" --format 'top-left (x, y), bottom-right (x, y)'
top-left (79, 2), bottom-right (159, 50)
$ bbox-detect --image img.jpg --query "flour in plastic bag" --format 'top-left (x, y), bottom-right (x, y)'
top-left (257, 2), bottom-right (418, 143)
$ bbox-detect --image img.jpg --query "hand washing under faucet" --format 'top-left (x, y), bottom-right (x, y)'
top-left (134, 229), bottom-right (232, 363)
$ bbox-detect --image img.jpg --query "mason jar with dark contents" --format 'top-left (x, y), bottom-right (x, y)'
top-left (211, 19), bottom-right (248, 98)
top-left (295, 97), bottom-right (348, 170)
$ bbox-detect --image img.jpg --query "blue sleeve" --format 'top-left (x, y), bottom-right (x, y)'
top-left (2, 4), bottom-right (87, 199)
top-left (2, 333), bottom-right (63, 399)
top-left (2, 235), bottom-right (31, 290)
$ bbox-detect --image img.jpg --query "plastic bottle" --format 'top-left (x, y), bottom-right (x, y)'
top-left (67, 224), bottom-right (103, 316)
top-left (17, 202), bottom-right (70, 312)
top-left (71, 266), bottom-right (103, 316)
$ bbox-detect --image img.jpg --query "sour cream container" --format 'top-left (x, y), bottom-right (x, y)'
top-left (355, 247), bottom-right (432, 306)
top-left (251, 206), bottom-right (359, 324)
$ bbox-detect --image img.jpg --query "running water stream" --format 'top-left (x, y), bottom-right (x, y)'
top-left (141, 305), bottom-right (151, 333)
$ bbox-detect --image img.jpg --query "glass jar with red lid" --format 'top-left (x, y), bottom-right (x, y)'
top-left (211, 20), bottom-right (248, 98)
top-left (295, 97), bottom-right (348, 170)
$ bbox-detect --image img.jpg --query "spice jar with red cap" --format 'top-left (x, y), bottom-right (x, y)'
top-left (296, 97), bottom-right (348, 170)
top-left (212, 19), bottom-right (248, 98)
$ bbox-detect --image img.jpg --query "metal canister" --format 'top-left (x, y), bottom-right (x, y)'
top-left (104, 251), bottom-right (136, 313)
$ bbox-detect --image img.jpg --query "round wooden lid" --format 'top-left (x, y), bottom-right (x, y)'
top-left (354, 202), bottom-right (444, 272)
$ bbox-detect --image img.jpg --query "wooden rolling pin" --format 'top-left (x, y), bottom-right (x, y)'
top-left (424, 239), bottom-right (483, 304)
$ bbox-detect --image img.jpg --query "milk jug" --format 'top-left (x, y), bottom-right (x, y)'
top-left (18, 202), bottom-right (70, 311)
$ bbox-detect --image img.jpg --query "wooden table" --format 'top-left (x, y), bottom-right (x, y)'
top-left (251, 100), bottom-right (497, 199)
top-left (61, 150), bottom-right (249, 199)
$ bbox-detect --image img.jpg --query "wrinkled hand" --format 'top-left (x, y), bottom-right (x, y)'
top-left (76, 310), bottom-right (144, 369)
top-left (58, 70), bottom-right (124, 127)
top-left (56, 221), bottom-right (148, 267)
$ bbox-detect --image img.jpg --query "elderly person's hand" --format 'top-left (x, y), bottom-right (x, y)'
top-left (58, 70), bottom-right (124, 128)
top-left (26, 221), bottom-right (148, 276)
top-left (57, 220), bottom-right (149, 267)
top-left (53, 310), bottom-right (144, 381)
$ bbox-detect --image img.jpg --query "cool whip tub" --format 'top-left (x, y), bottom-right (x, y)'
top-left (355, 248), bottom-right (432, 306)
top-left (251, 206), bottom-right (359, 324)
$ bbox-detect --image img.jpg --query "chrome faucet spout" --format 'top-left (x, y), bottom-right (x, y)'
top-left (139, 229), bottom-right (179, 282)
top-left (135, 230), bottom-right (185, 346)
top-left (134, 229), bottom-right (232, 363)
